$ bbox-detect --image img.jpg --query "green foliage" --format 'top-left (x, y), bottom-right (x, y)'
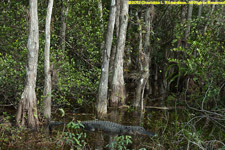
top-left (57, 121), bottom-right (87, 149)
top-left (0, 53), bottom-right (26, 104)
top-left (165, 63), bottom-right (182, 85)
top-left (50, 50), bottom-right (99, 107)
top-left (67, 0), bottom-right (104, 65)
top-left (59, 108), bottom-right (65, 117)
top-left (106, 135), bottom-right (132, 150)
top-left (0, 1), bottom-right (27, 104)
top-left (0, 1), bottom-right (224, 149)
top-left (0, 112), bottom-right (23, 148)
top-left (170, 11), bottom-right (225, 107)
top-left (0, 0), bottom-right (103, 108)
top-left (163, 10), bottom-right (225, 149)
top-left (44, 0), bottom-right (105, 107)
top-left (0, 1), bottom-right (27, 55)
top-left (47, 0), bottom-right (104, 107)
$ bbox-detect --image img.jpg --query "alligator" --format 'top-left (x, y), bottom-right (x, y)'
top-left (49, 120), bottom-right (155, 137)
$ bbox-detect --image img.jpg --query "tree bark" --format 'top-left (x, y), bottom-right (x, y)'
top-left (110, 0), bottom-right (129, 107)
top-left (134, 11), bottom-right (143, 108)
top-left (43, 0), bottom-right (54, 124)
top-left (96, 0), bottom-right (117, 116)
top-left (185, 0), bottom-right (194, 41)
top-left (98, 0), bottom-right (104, 52)
top-left (109, 0), bottom-right (121, 87)
top-left (134, 6), bottom-right (153, 110)
top-left (16, 0), bottom-right (39, 129)
top-left (98, 0), bottom-right (103, 20)
top-left (115, 0), bottom-right (121, 39)
top-left (177, 5), bottom-right (187, 48)
top-left (198, 0), bottom-right (204, 18)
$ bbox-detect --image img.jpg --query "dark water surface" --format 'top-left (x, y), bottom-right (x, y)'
top-left (0, 106), bottom-right (185, 149)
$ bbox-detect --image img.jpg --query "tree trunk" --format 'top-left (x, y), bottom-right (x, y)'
top-left (98, 0), bottom-right (105, 53)
top-left (177, 5), bottom-right (187, 48)
top-left (204, 0), bottom-right (217, 33)
top-left (198, 0), bottom-right (204, 18)
top-left (110, 0), bottom-right (129, 107)
top-left (16, 0), bottom-right (39, 129)
top-left (115, 0), bottom-right (121, 39)
top-left (134, 11), bottom-right (143, 108)
top-left (60, 0), bottom-right (69, 52)
top-left (43, 0), bottom-right (54, 125)
top-left (185, 0), bottom-right (194, 41)
top-left (98, 0), bottom-right (103, 20)
top-left (96, 0), bottom-right (117, 116)
top-left (109, 0), bottom-right (121, 88)
top-left (134, 6), bottom-right (153, 110)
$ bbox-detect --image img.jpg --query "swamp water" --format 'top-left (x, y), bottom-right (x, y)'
top-left (1, 106), bottom-right (214, 149)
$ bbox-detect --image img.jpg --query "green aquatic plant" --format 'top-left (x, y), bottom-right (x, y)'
top-left (106, 135), bottom-right (132, 150)
top-left (57, 121), bottom-right (87, 149)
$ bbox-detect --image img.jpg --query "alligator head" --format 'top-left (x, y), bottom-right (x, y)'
top-left (124, 126), bottom-right (155, 137)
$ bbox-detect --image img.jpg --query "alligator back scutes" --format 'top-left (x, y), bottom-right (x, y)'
top-left (81, 120), bottom-right (124, 127)
top-left (80, 120), bottom-right (126, 134)
top-left (80, 120), bottom-right (155, 137)
top-left (49, 120), bottom-right (155, 137)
